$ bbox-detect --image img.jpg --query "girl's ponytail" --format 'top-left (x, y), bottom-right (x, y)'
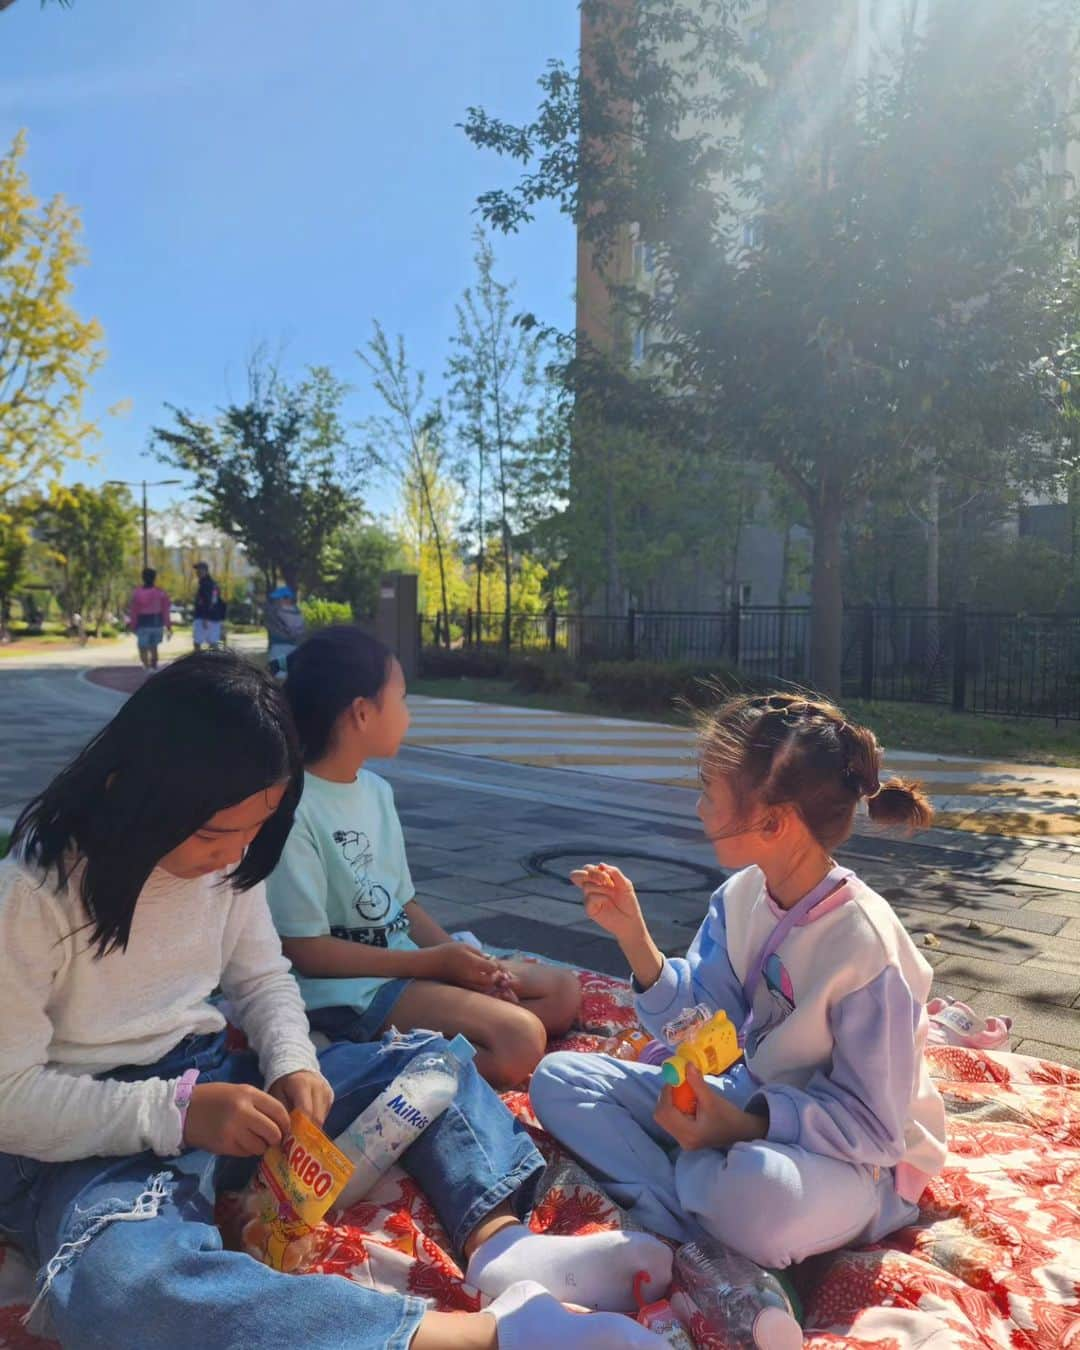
top-left (840, 721), bottom-right (934, 830)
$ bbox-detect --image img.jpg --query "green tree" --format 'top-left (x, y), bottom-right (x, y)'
top-left (448, 229), bottom-right (554, 644)
top-left (321, 519), bottom-right (405, 620)
top-left (0, 133), bottom-right (104, 510)
top-left (390, 425), bottom-right (470, 624)
top-left (153, 358), bottom-right (367, 595)
top-left (465, 0), bottom-right (1075, 692)
top-left (37, 482), bottom-right (138, 634)
top-left (0, 501), bottom-right (31, 638)
top-left (360, 325), bottom-right (456, 642)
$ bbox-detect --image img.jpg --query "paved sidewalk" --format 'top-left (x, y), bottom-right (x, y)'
top-left (0, 631), bottom-right (265, 669)
top-left (2, 670), bottom-right (1078, 1067)
top-left (377, 748), bottom-right (1080, 1067)
top-left (406, 697), bottom-right (1080, 840)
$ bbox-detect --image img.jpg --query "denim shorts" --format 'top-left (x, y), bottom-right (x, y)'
top-left (308, 977), bottom-right (412, 1043)
top-left (136, 626), bottom-right (164, 649)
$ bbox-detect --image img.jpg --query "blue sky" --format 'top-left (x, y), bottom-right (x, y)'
top-left (0, 0), bottom-right (577, 517)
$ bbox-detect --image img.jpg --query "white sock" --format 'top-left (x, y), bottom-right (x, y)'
top-left (485, 1280), bottom-right (668, 1350)
top-left (466, 1223), bottom-right (672, 1313)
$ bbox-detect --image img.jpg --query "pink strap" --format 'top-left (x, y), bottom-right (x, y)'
top-left (738, 865), bottom-right (853, 1047)
top-left (175, 1068), bottom-right (200, 1138)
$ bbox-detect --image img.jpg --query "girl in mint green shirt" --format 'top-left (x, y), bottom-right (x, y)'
top-left (267, 626), bottom-right (580, 1088)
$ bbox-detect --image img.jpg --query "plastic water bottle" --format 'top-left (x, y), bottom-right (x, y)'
top-left (335, 1034), bottom-right (476, 1206)
top-left (674, 1241), bottom-right (802, 1350)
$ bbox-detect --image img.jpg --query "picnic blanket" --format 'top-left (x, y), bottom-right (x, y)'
top-left (2, 965), bottom-right (1078, 1348)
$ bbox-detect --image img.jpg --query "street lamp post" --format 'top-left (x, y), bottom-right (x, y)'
top-left (105, 479), bottom-right (182, 570)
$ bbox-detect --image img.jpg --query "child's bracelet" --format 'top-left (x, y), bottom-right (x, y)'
top-left (175, 1068), bottom-right (200, 1140)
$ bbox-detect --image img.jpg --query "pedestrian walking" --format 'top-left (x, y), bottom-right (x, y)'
top-left (192, 561), bottom-right (226, 651)
top-left (127, 567), bottom-right (172, 670)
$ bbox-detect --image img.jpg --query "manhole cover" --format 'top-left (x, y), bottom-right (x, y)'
top-left (526, 846), bottom-right (723, 895)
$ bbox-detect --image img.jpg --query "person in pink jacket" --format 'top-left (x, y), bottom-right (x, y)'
top-left (128, 567), bottom-right (172, 670)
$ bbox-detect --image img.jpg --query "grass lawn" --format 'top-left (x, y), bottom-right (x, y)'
top-left (408, 677), bottom-right (1080, 767)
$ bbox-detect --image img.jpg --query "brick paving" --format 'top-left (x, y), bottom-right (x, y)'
top-left (2, 668), bottom-right (1078, 1066)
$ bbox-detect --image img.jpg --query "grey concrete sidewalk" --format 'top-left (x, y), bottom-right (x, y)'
top-left (2, 668), bottom-right (1078, 1066)
top-left (377, 746), bottom-right (1080, 1068)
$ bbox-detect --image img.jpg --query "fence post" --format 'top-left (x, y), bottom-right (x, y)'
top-left (728, 601), bottom-right (741, 667)
top-left (465, 608), bottom-right (473, 646)
top-left (547, 605), bottom-right (557, 653)
top-left (951, 604), bottom-right (967, 712)
top-left (627, 607), bottom-right (637, 660)
top-left (860, 604), bottom-right (875, 700)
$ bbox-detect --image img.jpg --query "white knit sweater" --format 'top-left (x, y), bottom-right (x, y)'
top-left (0, 860), bottom-right (320, 1163)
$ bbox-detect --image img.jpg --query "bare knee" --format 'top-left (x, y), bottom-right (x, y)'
top-left (486, 1006), bottom-right (547, 1089)
top-left (540, 968), bottom-right (581, 1037)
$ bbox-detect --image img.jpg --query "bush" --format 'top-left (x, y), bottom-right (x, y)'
top-left (508, 653), bottom-right (574, 694)
top-left (300, 598), bottom-right (353, 632)
top-left (585, 660), bottom-right (751, 713)
top-left (419, 646), bottom-right (511, 679)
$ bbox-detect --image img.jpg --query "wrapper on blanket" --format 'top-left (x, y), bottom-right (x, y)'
top-left (3, 964), bottom-right (1079, 1350)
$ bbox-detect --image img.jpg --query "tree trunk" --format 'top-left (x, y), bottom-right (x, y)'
top-left (502, 524), bottom-right (512, 651)
top-left (925, 469), bottom-right (940, 609)
top-left (604, 443), bottom-right (621, 613)
top-left (809, 499), bottom-right (843, 696)
top-left (1069, 467), bottom-right (1080, 612)
top-left (475, 453), bottom-right (485, 621)
top-left (425, 506), bottom-right (452, 650)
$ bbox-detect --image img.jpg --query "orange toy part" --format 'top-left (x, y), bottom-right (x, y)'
top-left (670, 1080), bottom-right (698, 1114)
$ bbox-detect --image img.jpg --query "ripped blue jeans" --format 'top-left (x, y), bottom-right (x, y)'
top-left (0, 1029), bottom-right (543, 1350)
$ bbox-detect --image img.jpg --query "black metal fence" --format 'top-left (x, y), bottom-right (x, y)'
top-left (420, 605), bottom-right (1080, 722)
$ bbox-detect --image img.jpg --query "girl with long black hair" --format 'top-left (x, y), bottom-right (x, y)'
top-left (0, 651), bottom-right (668, 1350)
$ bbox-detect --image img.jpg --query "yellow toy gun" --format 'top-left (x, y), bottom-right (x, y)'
top-left (661, 1009), bottom-right (741, 1114)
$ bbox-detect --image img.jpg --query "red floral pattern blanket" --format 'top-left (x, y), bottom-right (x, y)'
top-left (2, 967), bottom-right (1078, 1348)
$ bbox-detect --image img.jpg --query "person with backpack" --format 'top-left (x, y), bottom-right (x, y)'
top-left (265, 586), bottom-right (306, 677)
top-left (192, 561), bottom-right (227, 650)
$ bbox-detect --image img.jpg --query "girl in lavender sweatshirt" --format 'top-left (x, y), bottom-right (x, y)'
top-left (532, 692), bottom-right (947, 1271)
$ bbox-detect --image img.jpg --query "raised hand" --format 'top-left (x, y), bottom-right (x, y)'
top-left (570, 863), bottom-right (645, 943)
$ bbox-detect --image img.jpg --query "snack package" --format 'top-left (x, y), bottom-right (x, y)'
top-left (606, 1028), bottom-right (655, 1061)
top-left (241, 1110), bottom-right (355, 1272)
top-left (634, 1271), bottom-right (696, 1350)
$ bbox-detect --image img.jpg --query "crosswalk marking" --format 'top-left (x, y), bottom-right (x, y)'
top-left (404, 697), bottom-right (1079, 838)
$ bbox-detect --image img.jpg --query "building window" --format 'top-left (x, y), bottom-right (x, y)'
top-left (631, 325), bottom-right (647, 366)
top-left (633, 241), bottom-right (656, 277)
top-left (740, 218), bottom-right (761, 250)
top-left (739, 583), bottom-right (753, 607)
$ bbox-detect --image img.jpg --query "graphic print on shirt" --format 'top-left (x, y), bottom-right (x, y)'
top-left (745, 952), bottom-right (796, 1057)
top-left (330, 828), bottom-right (407, 947)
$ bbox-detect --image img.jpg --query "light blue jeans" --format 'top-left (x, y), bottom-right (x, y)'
top-left (0, 1029), bottom-right (543, 1350)
top-left (531, 1051), bottom-right (917, 1270)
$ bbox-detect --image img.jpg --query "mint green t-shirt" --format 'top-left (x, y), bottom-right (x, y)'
top-left (266, 769), bottom-right (417, 1013)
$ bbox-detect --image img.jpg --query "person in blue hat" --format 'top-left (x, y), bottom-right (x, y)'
top-left (265, 586), bottom-right (305, 676)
